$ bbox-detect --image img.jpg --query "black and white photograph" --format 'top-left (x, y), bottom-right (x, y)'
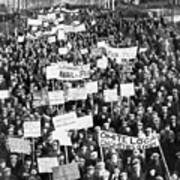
top-left (0, 0), bottom-right (179, 179)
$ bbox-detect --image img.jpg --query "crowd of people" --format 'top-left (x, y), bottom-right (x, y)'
top-left (0, 4), bottom-right (180, 180)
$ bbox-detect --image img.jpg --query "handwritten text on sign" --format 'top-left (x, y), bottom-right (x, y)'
top-left (99, 130), bottom-right (159, 150)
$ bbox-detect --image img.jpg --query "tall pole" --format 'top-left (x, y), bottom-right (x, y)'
top-left (171, 0), bottom-right (174, 25)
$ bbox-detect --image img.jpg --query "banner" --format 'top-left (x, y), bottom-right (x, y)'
top-left (48, 91), bottom-right (65, 105)
top-left (55, 23), bottom-right (86, 33)
top-left (107, 46), bottom-right (138, 63)
top-left (85, 81), bottom-right (98, 94)
top-left (73, 24), bottom-right (86, 32)
top-left (61, 8), bottom-right (79, 14)
top-left (53, 112), bottom-right (77, 130)
top-left (24, 121), bottom-right (41, 138)
top-left (52, 130), bottom-right (72, 146)
top-left (53, 163), bottom-right (80, 180)
top-left (99, 131), bottom-right (159, 150)
top-left (7, 138), bottom-right (31, 155)
top-left (37, 157), bottom-right (59, 173)
top-left (120, 83), bottom-right (135, 97)
top-left (104, 89), bottom-right (118, 102)
top-left (27, 19), bottom-right (42, 26)
top-left (46, 64), bottom-right (90, 81)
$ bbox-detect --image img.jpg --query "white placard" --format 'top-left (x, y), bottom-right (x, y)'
top-left (85, 81), bottom-right (98, 94)
top-left (58, 47), bottom-right (68, 55)
top-left (80, 48), bottom-right (88, 55)
top-left (37, 157), bottom-right (59, 173)
top-left (75, 115), bottom-right (93, 130)
top-left (97, 56), bottom-right (108, 69)
top-left (120, 83), bottom-right (135, 97)
top-left (0, 90), bottom-right (9, 99)
top-left (8, 138), bottom-right (31, 155)
top-left (66, 88), bottom-right (87, 101)
top-left (24, 121), bottom-right (41, 138)
top-left (58, 30), bottom-right (66, 40)
top-left (28, 19), bottom-right (42, 26)
top-left (46, 65), bottom-right (59, 80)
top-left (104, 89), bottom-right (118, 102)
top-left (52, 130), bottom-right (72, 146)
top-left (53, 112), bottom-right (77, 130)
top-left (48, 36), bottom-right (56, 43)
top-left (18, 36), bottom-right (24, 43)
top-left (97, 41), bottom-right (107, 48)
top-left (48, 90), bottom-right (65, 105)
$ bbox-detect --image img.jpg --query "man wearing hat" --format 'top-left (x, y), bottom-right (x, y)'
top-left (93, 161), bottom-right (110, 180)
top-left (8, 153), bottom-right (21, 180)
top-left (83, 165), bottom-right (95, 180)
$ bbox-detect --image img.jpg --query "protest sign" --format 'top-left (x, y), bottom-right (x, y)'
top-left (53, 163), bottom-right (80, 180)
top-left (99, 130), bottom-right (159, 150)
top-left (91, 48), bottom-right (103, 58)
top-left (58, 47), bottom-right (69, 55)
top-left (104, 89), bottom-right (118, 102)
top-left (18, 36), bottom-right (25, 43)
top-left (7, 138), bottom-right (31, 155)
top-left (80, 48), bottom-right (88, 55)
top-left (27, 19), bottom-right (42, 26)
top-left (52, 130), bottom-right (72, 146)
top-left (97, 41), bottom-right (107, 48)
top-left (59, 65), bottom-right (90, 81)
top-left (31, 26), bottom-right (38, 32)
top-left (53, 112), bottom-right (77, 130)
top-left (48, 36), bottom-right (56, 43)
top-left (74, 115), bottom-right (94, 130)
top-left (57, 30), bottom-right (66, 40)
top-left (107, 46), bottom-right (138, 63)
top-left (66, 88), bottom-right (87, 101)
top-left (37, 157), bottom-right (59, 173)
top-left (61, 7), bottom-right (79, 14)
top-left (47, 13), bottom-right (57, 20)
top-left (120, 83), bottom-right (135, 97)
top-left (85, 81), bottom-right (98, 94)
top-left (0, 90), bottom-right (9, 99)
top-left (97, 56), bottom-right (108, 69)
top-left (139, 47), bottom-right (147, 53)
top-left (43, 22), bottom-right (49, 28)
top-left (33, 88), bottom-right (49, 107)
top-left (46, 65), bottom-right (59, 80)
top-left (46, 64), bottom-right (90, 81)
top-left (48, 90), bottom-right (65, 105)
top-left (24, 121), bottom-right (41, 138)
top-left (74, 24), bottom-right (86, 32)
top-left (37, 14), bottom-right (47, 20)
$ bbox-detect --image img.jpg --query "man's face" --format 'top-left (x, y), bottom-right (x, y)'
top-left (10, 157), bottom-right (18, 166)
